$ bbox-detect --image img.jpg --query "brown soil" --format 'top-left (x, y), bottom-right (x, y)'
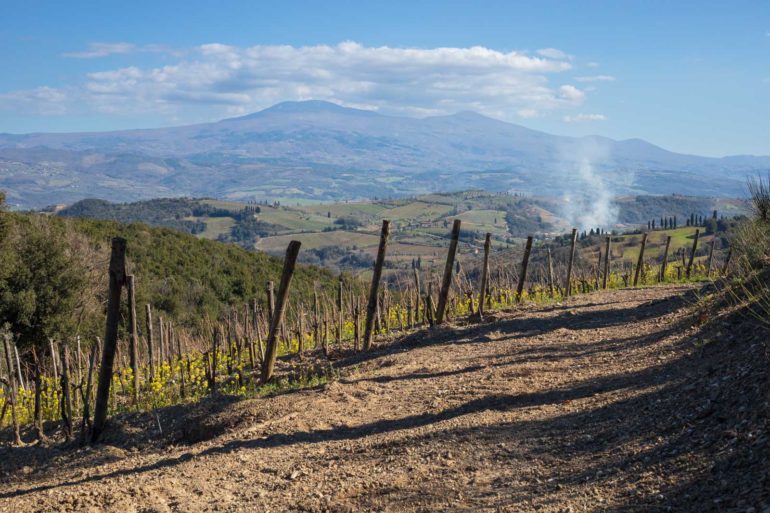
top-left (1, 284), bottom-right (768, 512)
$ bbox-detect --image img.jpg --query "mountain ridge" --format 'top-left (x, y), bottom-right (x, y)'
top-left (1, 100), bottom-right (769, 208)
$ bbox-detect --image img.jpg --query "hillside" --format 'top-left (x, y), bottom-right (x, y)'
top-left (0, 208), bottom-right (338, 344)
top-left (2, 285), bottom-right (767, 511)
top-left (3, 101), bottom-right (770, 208)
top-left (57, 192), bottom-right (748, 273)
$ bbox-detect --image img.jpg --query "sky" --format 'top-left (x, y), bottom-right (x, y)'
top-left (0, 0), bottom-right (768, 157)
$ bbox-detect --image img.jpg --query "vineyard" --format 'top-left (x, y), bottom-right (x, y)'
top-left (0, 213), bottom-right (729, 445)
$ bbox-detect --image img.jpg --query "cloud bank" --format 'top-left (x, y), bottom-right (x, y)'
top-left (3, 41), bottom-right (597, 123)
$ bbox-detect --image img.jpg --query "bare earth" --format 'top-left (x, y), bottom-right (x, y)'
top-left (2, 284), bottom-right (769, 512)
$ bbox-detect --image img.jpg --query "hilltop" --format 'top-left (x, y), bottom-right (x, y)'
top-left (3, 100), bottom-right (770, 208)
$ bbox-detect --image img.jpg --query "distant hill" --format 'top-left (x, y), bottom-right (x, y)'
top-left (56, 192), bottom-right (749, 274)
top-left (2, 100), bottom-right (769, 208)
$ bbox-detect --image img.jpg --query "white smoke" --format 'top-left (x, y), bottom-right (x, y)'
top-left (558, 138), bottom-right (624, 231)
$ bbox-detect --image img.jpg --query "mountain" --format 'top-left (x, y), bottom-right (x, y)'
top-left (1, 100), bottom-right (769, 208)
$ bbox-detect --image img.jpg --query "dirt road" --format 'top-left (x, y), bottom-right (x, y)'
top-left (2, 284), bottom-right (768, 512)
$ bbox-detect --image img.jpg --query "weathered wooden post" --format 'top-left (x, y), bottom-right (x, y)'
top-left (80, 344), bottom-right (97, 445)
top-left (91, 237), bottom-right (127, 443)
top-left (412, 268), bottom-right (421, 324)
top-left (706, 238), bottom-right (716, 277)
top-left (547, 247), bottom-right (555, 297)
top-left (602, 236), bottom-right (611, 289)
top-left (158, 316), bottom-right (165, 367)
top-left (337, 276), bottom-right (343, 347)
top-left (31, 348), bottom-right (46, 443)
top-left (633, 233), bottom-right (648, 287)
top-left (211, 326), bottom-right (221, 393)
top-left (313, 288), bottom-right (320, 349)
top-left (267, 281), bottom-right (275, 321)
top-left (145, 304), bottom-right (155, 380)
top-left (660, 235), bottom-right (672, 282)
top-left (126, 274), bottom-right (140, 404)
top-left (2, 333), bottom-right (22, 445)
top-left (60, 343), bottom-right (73, 441)
top-left (721, 246), bottom-right (733, 276)
top-left (354, 298), bottom-right (361, 351)
top-left (260, 241), bottom-right (301, 383)
top-left (363, 220), bottom-right (390, 350)
top-left (436, 220), bottom-right (461, 325)
top-left (686, 229), bottom-right (700, 279)
top-left (516, 236), bottom-right (533, 302)
top-left (565, 228), bottom-right (578, 296)
top-left (49, 338), bottom-right (59, 383)
top-left (478, 233), bottom-right (491, 320)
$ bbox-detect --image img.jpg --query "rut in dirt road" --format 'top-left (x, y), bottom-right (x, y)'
top-left (2, 284), bottom-right (768, 513)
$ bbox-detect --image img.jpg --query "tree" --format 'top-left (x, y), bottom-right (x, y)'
top-left (0, 216), bottom-right (86, 353)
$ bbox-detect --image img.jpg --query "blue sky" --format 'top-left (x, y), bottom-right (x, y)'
top-left (1, 0), bottom-right (768, 157)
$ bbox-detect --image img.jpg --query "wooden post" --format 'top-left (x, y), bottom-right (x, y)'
top-left (145, 304), bottom-right (155, 380)
top-left (602, 236), bottom-right (611, 289)
top-left (260, 241), bottom-right (301, 383)
top-left (412, 268), bottom-right (421, 323)
top-left (337, 276), bottom-right (343, 347)
top-left (436, 219), bottom-right (461, 325)
top-left (80, 344), bottom-right (97, 445)
top-left (565, 228), bottom-right (578, 297)
top-left (13, 344), bottom-right (24, 391)
top-left (516, 236), bottom-right (533, 302)
top-left (211, 327), bottom-right (221, 393)
top-left (91, 237), bottom-right (126, 443)
top-left (686, 229), bottom-right (700, 279)
top-left (31, 348), bottom-right (46, 443)
top-left (478, 233), bottom-right (491, 320)
top-left (660, 235), bottom-right (672, 282)
top-left (633, 233), bottom-right (648, 287)
top-left (354, 298), bottom-right (361, 351)
top-left (298, 305), bottom-right (305, 356)
top-left (721, 246), bottom-right (733, 276)
top-left (706, 238), bottom-right (716, 277)
top-left (158, 316), bottom-right (165, 367)
top-left (2, 333), bottom-right (22, 445)
top-left (126, 274), bottom-right (139, 404)
top-left (313, 288), bottom-right (320, 350)
top-left (49, 338), bottom-right (59, 383)
top-left (363, 220), bottom-right (390, 350)
top-left (266, 281), bottom-right (275, 321)
top-left (60, 343), bottom-right (73, 441)
top-left (175, 328), bottom-right (185, 398)
top-left (547, 247), bottom-right (555, 297)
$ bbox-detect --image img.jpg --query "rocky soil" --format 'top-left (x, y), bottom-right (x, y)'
top-left (1, 284), bottom-right (768, 512)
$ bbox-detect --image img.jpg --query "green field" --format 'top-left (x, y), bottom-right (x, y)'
top-left (60, 191), bottom-right (748, 276)
top-left (255, 230), bottom-right (382, 252)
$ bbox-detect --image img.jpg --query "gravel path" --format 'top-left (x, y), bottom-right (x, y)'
top-left (2, 284), bottom-right (768, 512)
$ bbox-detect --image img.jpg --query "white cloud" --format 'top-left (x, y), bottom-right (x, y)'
top-left (5, 41), bottom-right (591, 122)
top-left (558, 85), bottom-right (585, 101)
top-left (575, 75), bottom-right (615, 82)
top-left (63, 42), bottom-right (137, 58)
top-left (587, 61), bottom-right (600, 68)
top-left (536, 48), bottom-right (570, 60)
top-left (63, 42), bottom-right (182, 59)
top-left (564, 113), bottom-right (607, 123)
top-left (0, 86), bottom-right (70, 115)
